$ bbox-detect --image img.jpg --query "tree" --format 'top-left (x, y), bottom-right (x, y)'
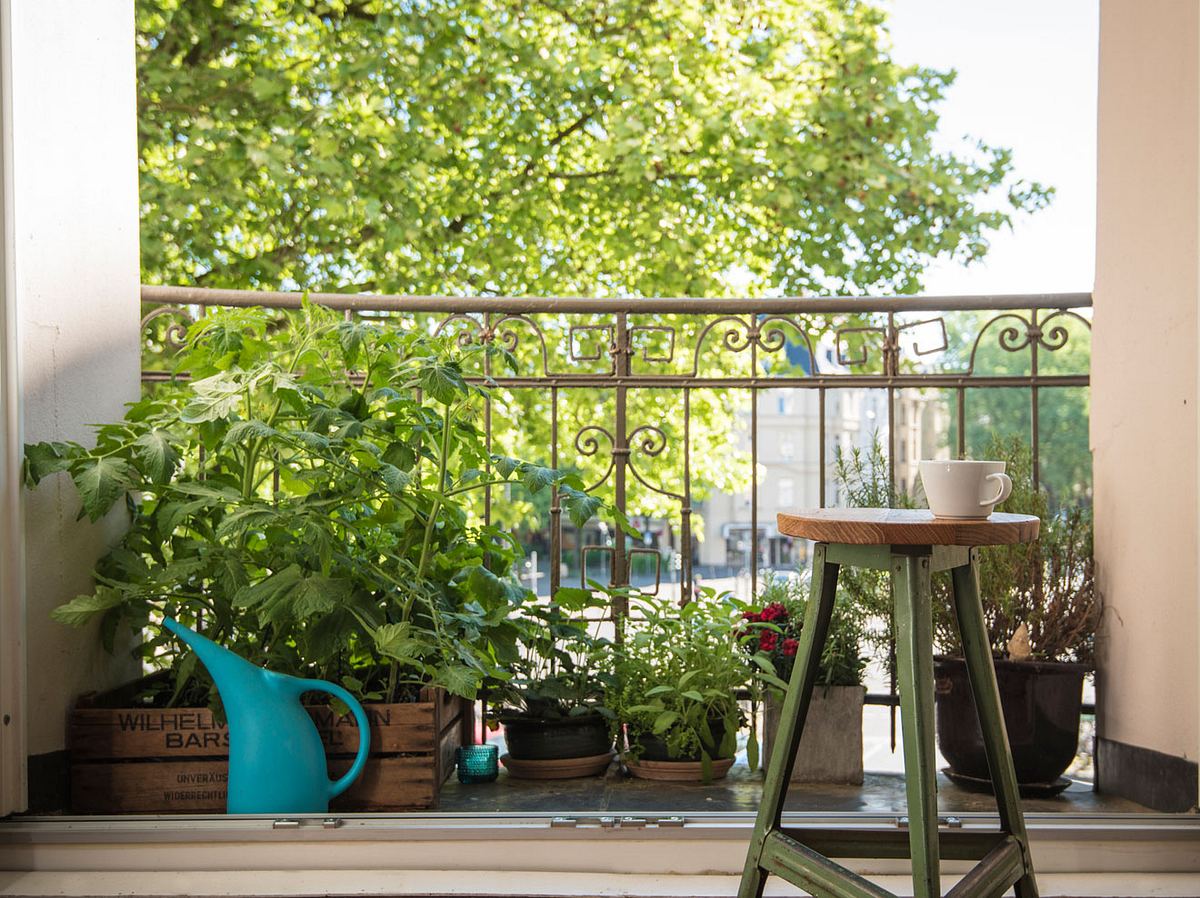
top-left (137, 0), bottom-right (1052, 543)
top-left (137, 0), bottom-right (1047, 296)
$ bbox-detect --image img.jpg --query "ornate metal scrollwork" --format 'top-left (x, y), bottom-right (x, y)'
top-left (569, 324), bottom-right (615, 366)
top-left (140, 305), bottom-right (196, 350)
top-left (689, 315), bottom-right (820, 376)
top-left (627, 424), bottom-right (669, 458)
top-left (898, 317), bottom-right (949, 358)
top-left (625, 424), bottom-right (684, 501)
top-left (490, 315), bottom-right (550, 374)
top-left (994, 314), bottom-right (1035, 353)
top-left (836, 317), bottom-right (948, 374)
top-left (433, 313), bottom-right (486, 349)
top-left (836, 325), bottom-right (882, 369)
top-left (573, 425), bottom-right (616, 492)
top-left (430, 313), bottom-right (552, 374)
top-left (964, 311), bottom-right (1091, 374)
top-left (1036, 310), bottom-right (1090, 353)
top-left (756, 316), bottom-right (820, 373)
top-left (629, 325), bottom-right (675, 364)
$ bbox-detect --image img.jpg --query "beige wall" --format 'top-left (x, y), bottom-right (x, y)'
top-left (10, 1), bottom-right (141, 758)
top-left (1093, 0), bottom-right (1199, 765)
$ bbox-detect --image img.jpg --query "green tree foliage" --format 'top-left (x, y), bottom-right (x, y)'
top-left (138, 0), bottom-right (1047, 296)
top-left (136, 0), bottom-right (1053, 549)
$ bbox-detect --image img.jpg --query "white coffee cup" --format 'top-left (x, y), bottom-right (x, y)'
top-left (918, 460), bottom-right (1012, 519)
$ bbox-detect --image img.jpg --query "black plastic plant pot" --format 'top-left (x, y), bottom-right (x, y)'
top-left (631, 718), bottom-right (729, 762)
top-left (500, 713), bottom-right (613, 761)
top-left (934, 656), bottom-right (1088, 786)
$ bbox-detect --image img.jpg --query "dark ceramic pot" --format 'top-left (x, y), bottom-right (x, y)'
top-left (500, 713), bottom-right (613, 761)
top-left (631, 718), bottom-right (729, 762)
top-left (934, 656), bottom-right (1088, 785)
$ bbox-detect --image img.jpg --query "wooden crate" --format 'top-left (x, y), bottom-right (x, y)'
top-left (68, 687), bottom-right (472, 814)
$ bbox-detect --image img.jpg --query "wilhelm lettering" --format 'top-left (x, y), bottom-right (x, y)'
top-left (116, 711), bottom-right (228, 733)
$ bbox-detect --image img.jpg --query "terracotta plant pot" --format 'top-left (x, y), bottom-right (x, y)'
top-left (501, 751), bottom-right (615, 780)
top-left (623, 720), bottom-right (734, 782)
top-left (625, 756), bottom-right (735, 782)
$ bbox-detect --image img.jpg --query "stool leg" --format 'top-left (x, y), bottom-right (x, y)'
top-left (738, 543), bottom-right (840, 898)
top-left (951, 555), bottom-right (1039, 898)
top-left (894, 553), bottom-right (940, 898)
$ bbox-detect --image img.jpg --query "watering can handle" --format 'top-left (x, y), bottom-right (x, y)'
top-left (299, 679), bottom-right (372, 800)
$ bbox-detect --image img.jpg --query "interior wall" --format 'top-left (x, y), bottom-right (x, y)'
top-left (1092, 0), bottom-right (1200, 807)
top-left (0, 0), bottom-right (25, 818)
top-left (10, 1), bottom-right (141, 766)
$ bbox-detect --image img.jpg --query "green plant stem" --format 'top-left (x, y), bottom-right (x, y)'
top-left (416, 401), bottom-right (453, 582)
top-left (446, 477), bottom-right (515, 497)
top-left (241, 328), bottom-right (319, 500)
top-left (386, 658), bottom-right (399, 704)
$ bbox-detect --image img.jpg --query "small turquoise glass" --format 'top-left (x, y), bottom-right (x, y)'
top-left (456, 744), bottom-right (499, 784)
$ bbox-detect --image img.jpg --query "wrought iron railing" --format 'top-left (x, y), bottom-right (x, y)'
top-left (140, 287), bottom-right (1091, 614)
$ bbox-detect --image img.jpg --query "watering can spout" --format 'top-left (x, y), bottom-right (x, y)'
top-left (160, 617), bottom-right (371, 814)
top-left (162, 617), bottom-right (266, 709)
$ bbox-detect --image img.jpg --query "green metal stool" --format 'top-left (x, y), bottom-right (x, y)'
top-left (738, 508), bottom-right (1041, 898)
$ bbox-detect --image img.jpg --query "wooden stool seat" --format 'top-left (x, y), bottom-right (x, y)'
top-left (739, 508), bottom-right (1041, 898)
top-left (777, 508), bottom-right (1039, 546)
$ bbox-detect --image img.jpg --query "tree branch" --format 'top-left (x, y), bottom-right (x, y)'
top-left (544, 168), bottom-right (618, 180)
top-left (519, 104), bottom-right (600, 178)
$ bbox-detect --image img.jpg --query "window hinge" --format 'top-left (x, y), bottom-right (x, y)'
top-left (896, 815), bottom-right (962, 829)
top-left (550, 815), bottom-right (686, 829)
top-left (271, 818), bottom-right (301, 830)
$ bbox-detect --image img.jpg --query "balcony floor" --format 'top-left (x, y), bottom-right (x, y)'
top-left (439, 761), bottom-right (1151, 815)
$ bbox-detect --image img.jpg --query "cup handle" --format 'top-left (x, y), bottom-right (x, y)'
top-left (981, 472), bottom-right (1012, 508)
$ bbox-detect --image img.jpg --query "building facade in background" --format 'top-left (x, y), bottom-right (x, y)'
top-left (696, 334), bottom-right (950, 576)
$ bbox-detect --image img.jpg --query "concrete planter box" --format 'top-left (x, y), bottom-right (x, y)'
top-left (762, 685), bottom-right (865, 784)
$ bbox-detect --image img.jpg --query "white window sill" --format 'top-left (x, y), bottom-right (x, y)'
top-left (0, 812), bottom-right (1196, 896)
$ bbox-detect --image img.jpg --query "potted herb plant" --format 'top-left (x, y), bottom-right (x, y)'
top-left (744, 573), bottom-right (868, 784)
top-left (26, 303), bottom-right (606, 812)
top-left (933, 437), bottom-right (1097, 791)
top-left (489, 586), bottom-right (616, 779)
top-left (609, 588), bottom-right (748, 783)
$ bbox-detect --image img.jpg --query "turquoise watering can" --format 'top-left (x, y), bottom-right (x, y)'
top-left (163, 617), bottom-right (371, 815)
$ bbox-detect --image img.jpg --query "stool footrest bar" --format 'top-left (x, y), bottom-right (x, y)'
top-left (761, 830), bottom-right (896, 898)
top-left (945, 836), bottom-right (1025, 898)
top-left (778, 827), bottom-right (1009, 861)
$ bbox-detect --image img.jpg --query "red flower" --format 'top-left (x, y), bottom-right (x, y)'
top-left (782, 638), bottom-right (799, 657)
top-left (741, 610), bottom-right (761, 622)
top-left (760, 603), bottom-right (788, 623)
top-left (759, 631), bottom-right (779, 652)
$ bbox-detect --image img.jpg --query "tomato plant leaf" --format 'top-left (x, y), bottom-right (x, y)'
top-left (70, 456), bottom-right (135, 521)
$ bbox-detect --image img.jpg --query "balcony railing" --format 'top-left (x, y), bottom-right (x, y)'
top-left (141, 285), bottom-right (1091, 607)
